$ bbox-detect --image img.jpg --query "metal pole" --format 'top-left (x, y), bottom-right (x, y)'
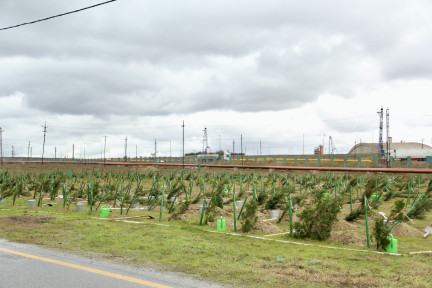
top-left (182, 120), bottom-right (185, 169)
top-left (241, 134), bottom-right (243, 166)
top-left (103, 136), bottom-right (106, 165)
top-left (125, 136), bottom-right (128, 161)
top-left (0, 127), bottom-right (3, 166)
top-left (41, 122), bottom-right (47, 165)
top-left (364, 196), bottom-right (370, 248)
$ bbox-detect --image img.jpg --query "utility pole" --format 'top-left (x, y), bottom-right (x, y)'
top-left (241, 134), bottom-right (243, 166)
top-left (219, 134), bottom-right (221, 152)
top-left (136, 143), bottom-right (137, 161)
top-left (28, 141), bottom-right (30, 162)
top-left (72, 144), bottom-right (75, 160)
top-left (0, 127), bottom-right (3, 166)
top-left (55, 146), bottom-right (57, 160)
top-left (182, 120), bottom-right (185, 169)
top-left (41, 122), bottom-right (47, 165)
top-left (124, 136), bottom-right (128, 161)
top-left (260, 140), bottom-right (262, 155)
top-left (233, 139), bottom-right (235, 154)
top-left (170, 140), bottom-right (172, 157)
top-left (11, 145), bottom-right (14, 157)
top-left (154, 138), bottom-right (157, 159)
top-left (103, 136), bottom-right (107, 165)
top-left (303, 133), bottom-right (304, 155)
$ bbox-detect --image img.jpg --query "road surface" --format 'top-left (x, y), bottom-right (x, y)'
top-left (0, 239), bottom-right (226, 288)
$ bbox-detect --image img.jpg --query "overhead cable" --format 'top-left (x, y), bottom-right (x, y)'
top-left (0, 0), bottom-right (118, 31)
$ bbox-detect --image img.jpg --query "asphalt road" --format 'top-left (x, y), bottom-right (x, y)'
top-left (0, 239), bottom-right (226, 288)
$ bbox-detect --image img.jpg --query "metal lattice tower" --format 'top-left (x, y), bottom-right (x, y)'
top-left (377, 108), bottom-right (384, 159)
top-left (202, 128), bottom-right (210, 154)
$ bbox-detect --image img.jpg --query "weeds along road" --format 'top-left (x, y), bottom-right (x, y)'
top-left (0, 239), bottom-right (226, 288)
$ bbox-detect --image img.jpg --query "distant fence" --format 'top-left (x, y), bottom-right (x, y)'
top-left (3, 154), bottom-right (432, 169)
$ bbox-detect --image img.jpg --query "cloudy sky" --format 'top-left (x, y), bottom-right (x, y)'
top-left (1, 0), bottom-right (431, 159)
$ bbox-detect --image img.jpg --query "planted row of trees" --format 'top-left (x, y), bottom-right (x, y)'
top-left (1, 169), bottom-right (431, 250)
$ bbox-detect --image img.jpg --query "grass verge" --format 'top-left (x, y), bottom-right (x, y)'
top-left (1, 199), bottom-right (432, 288)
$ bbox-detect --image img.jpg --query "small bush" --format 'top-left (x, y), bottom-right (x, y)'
top-left (168, 200), bottom-right (190, 221)
top-left (241, 200), bottom-right (258, 232)
top-left (372, 218), bottom-right (390, 250)
top-left (293, 197), bottom-right (341, 240)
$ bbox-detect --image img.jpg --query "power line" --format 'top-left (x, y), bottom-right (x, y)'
top-left (0, 0), bottom-right (118, 31)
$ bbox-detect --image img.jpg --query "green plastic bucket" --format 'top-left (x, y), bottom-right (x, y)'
top-left (100, 206), bottom-right (111, 218)
top-left (371, 193), bottom-right (378, 200)
top-left (217, 216), bottom-right (226, 231)
top-left (384, 234), bottom-right (398, 253)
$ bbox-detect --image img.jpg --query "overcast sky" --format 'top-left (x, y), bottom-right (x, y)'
top-left (1, 0), bottom-right (432, 159)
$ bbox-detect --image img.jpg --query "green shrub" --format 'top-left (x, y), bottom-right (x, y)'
top-left (372, 218), bottom-right (390, 250)
top-left (241, 200), bottom-right (258, 232)
top-left (293, 197), bottom-right (341, 240)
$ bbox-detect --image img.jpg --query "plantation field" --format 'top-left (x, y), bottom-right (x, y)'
top-left (1, 163), bottom-right (432, 287)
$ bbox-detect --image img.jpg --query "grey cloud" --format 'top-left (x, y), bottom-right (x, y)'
top-left (1, 0), bottom-right (431, 118)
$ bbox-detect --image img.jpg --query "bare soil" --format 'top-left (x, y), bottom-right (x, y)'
top-left (0, 215), bottom-right (53, 224)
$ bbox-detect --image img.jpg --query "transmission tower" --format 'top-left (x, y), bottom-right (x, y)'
top-left (12, 145), bottom-right (15, 157)
top-left (202, 128), bottom-right (210, 154)
top-left (377, 108), bottom-right (384, 159)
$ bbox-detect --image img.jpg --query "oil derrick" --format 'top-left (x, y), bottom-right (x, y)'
top-left (377, 108), bottom-right (384, 160)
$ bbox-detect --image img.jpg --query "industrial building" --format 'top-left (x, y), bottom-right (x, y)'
top-left (348, 141), bottom-right (432, 161)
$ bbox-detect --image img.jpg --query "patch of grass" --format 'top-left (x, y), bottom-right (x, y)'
top-left (0, 200), bottom-right (431, 288)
